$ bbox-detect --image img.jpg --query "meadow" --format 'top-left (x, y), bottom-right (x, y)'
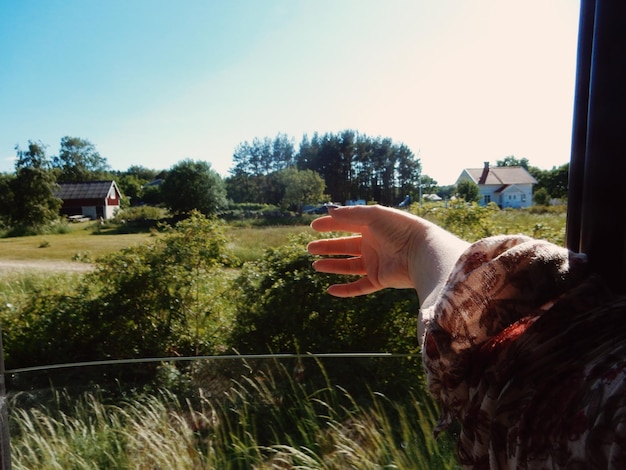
top-left (0, 204), bottom-right (566, 469)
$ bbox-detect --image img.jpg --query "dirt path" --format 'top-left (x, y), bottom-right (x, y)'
top-left (0, 260), bottom-right (94, 273)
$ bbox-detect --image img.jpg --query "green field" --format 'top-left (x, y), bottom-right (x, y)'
top-left (0, 221), bottom-right (314, 264)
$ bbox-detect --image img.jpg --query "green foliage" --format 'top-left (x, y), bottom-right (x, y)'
top-left (0, 173), bottom-right (14, 227)
top-left (161, 159), bottom-right (227, 215)
top-left (533, 163), bottom-right (569, 200)
top-left (299, 131), bottom-right (421, 206)
top-left (455, 179), bottom-right (480, 202)
top-left (10, 141), bottom-right (62, 230)
top-left (229, 130), bottom-right (421, 206)
top-left (3, 212), bottom-right (235, 378)
top-left (52, 136), bottom-right (110, 182)
top-left (496, 155), bottom-right (529, 169)
top-left (533, 187), bottom-right (550, 206)
top-left (112, 205), bottom-right (169, 227)
top-left (414, 201), bottom-right (499, 242)
top-left (229, 233), bottom-right (422, 395)
top-left (276, 167), bottom-right (326, 212)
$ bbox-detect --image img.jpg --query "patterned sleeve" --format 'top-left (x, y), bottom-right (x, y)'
top-left (420, 235), bottom-right (626, 468)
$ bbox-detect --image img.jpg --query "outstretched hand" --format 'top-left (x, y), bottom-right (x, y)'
top-left (307, 205), bottom-right (469, 307)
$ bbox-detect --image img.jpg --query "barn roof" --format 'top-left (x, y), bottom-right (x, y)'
top-left (463, 166), bottom-right (537, 185)
top-left (55, 181), bottom-right (119, 200)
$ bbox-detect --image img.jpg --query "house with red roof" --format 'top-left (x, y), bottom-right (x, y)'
top-left (55, 180), bottom-right (122, 220)
top-left (456, 162), bottom-right (537, 208)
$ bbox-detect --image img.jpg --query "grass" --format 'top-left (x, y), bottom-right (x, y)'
top-left (0, 220), bottom-right (315, 265)
top-left (8, 362), bottom-right (460, 469)
top-left (0, 222), bottom-right (154, 263)
top-left (225, 224), bottom-right (315, 263)
top-left (491, 208), bottom-right (567, 245)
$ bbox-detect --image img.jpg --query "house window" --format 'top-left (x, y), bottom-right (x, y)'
top-left (521, 193), bottom-right (526, 202)
top-left (484, 195), bottom-right (491, 204)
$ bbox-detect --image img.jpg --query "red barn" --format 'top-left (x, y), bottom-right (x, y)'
top-left (55, 180), bottom-right (122, 220)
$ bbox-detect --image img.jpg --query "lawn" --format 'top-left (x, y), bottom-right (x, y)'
top-left (0, 222), bottom-right (154, 263)
top-left (0, 220), bottom-right (315, 265)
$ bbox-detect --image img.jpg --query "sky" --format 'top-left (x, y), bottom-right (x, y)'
top-left (0, 1), bottom-right (580, 185)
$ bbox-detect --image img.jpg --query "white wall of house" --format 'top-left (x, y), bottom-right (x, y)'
top-left (478, 184), bottom-right (533, 208)
top-left (103, 204), bottom-right (118, 219)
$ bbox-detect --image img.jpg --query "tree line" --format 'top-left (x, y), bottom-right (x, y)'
top-left (229, 130), bottom-right (421, 206)
top-left (0, 133), bottom-right (570, 232)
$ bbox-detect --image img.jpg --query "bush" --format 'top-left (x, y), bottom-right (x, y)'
top-left (414, 201), bottom-right (499, 242)
top-left (229, 233), bottom-right (422, 396)
top-left (3, 212), bottom-right (235, 387)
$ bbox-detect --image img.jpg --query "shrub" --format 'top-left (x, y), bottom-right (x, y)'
top-left (229, 233), bottom-right (422, 396)
top-left (414, 201), bottom-right (499, 242)
top-left (4, 212), bottom-right (235, 387)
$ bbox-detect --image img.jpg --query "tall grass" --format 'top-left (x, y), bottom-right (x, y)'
top-left (9, 361), bottom-right (460, 469)
top-left (0, 271), bottom-right (83, 311)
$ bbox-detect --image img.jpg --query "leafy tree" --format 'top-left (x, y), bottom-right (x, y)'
top-left (456, 179), bottom-right (480, 202)
top-left (496, 155), bottom-right (529, 169)
top-left (52, 136), bottom-right (110, 182)
top-left (277, 167), bottom-right (326, 213)
top-left (0, 173), bottom-right (15, 226)
top-left (533, 163), bottom-right (569, 200)
top-left (228, 134), bottom-right (296, 203)
top-left (124, 165), bottom-right (160, 182)
top-left (116, 174), bottom-right (144, 204)
top-left (533, 187), bottom-right (550, 205)
top-left (299, 131), bottom-right (421, 205)
top-left (436, 184), bottom-right (456, 200)
top-left (10, 141), bottom-right (61, 229)
top-left (161, 159), bottom-right (227, 215)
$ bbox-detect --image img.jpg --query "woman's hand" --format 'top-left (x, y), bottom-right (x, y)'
top-left (307, 205), bottom-right (469, 308)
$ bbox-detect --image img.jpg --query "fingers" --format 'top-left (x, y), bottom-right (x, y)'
top-left (327, 277), bottom-right (379, 298)
top-left (312, 257), bottom-right (366, 275)
top-left (307, 236), bottom-right (362, 256)
top-left (310, 205), bottom-right (383, 234)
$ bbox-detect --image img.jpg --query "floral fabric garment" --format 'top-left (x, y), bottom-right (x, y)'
top-left (421, 235), bottom-right (626, 469)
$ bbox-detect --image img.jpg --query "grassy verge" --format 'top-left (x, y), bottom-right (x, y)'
top-left (9, 362), bottom-right (460, 469)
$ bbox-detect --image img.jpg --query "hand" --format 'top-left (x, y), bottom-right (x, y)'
top-left (307, 205), bottom-right (469, 307)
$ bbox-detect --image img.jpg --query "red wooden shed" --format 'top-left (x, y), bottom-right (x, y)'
top-left (55, 180), bottom-right (122, 220)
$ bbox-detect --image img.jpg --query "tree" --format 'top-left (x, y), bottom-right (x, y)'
top-left (533, 187), bottom-right (550, 206)
top-left (277, 167), bottom-right (326, 213)
top-left (496, 155), bottom-right (529, 169)
top-left (299, 131), bottom-right (421, 205)
top-left (0, 173), bottom-right (15, 227)
top-left (161, 159), bottom-right (227, 215)
top-left (456, 179), bottom-right (480, 202)
top-left (533, 163), bottom-right (569, 200)
top-left (11, 141), bottom-right (61, 229)
top-left (53, 136), bottom-right (110, 182)
top-left (228, 134), bottom-right (296, 203)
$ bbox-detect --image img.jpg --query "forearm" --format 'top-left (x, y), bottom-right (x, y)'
top-left (407, 216), bottom-right (469, 309)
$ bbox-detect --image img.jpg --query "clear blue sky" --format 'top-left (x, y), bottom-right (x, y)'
top-left (0, 1), bottom-right (580, 185)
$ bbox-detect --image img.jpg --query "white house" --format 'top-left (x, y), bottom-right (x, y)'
top-left (456, 162), bottom-right (537, 208)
